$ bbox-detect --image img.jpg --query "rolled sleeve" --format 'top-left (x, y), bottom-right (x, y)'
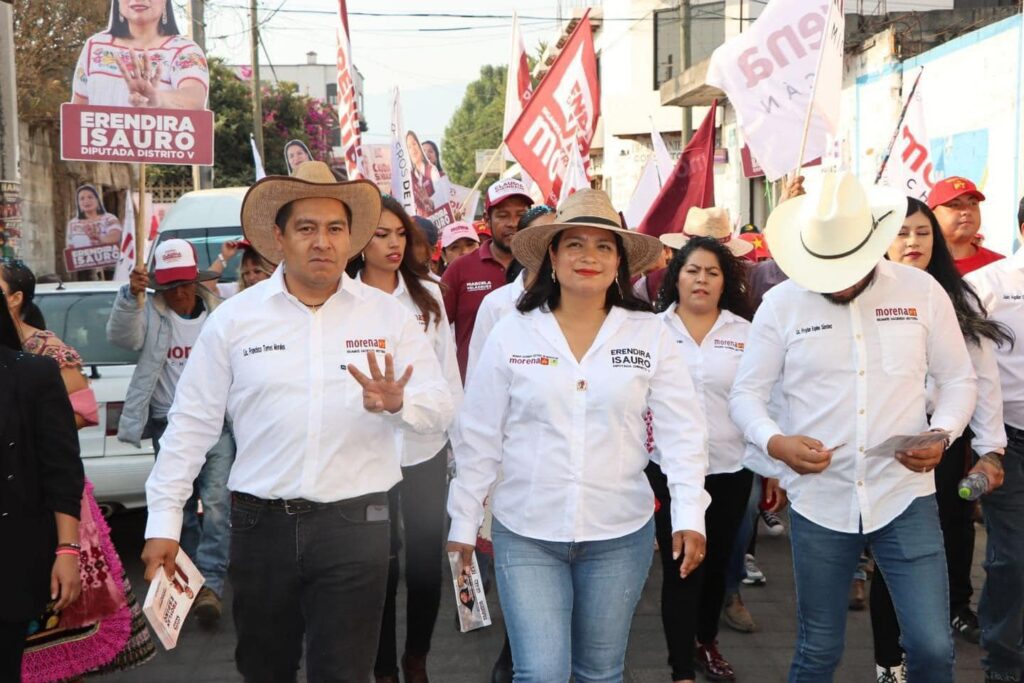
top-left (648, 326), bottom-right (711, 536)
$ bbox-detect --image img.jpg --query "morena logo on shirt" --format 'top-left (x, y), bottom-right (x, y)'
top-left (875, 306), bottom-right (918, 322)
top-left (713, 339), bottom-right (745, 352)
top-left (610, 347), bottom-right (651, 370)
top-left (508, 353), bottom-right (559, 367)
top-left (345, 338), bottom-right (387, 351)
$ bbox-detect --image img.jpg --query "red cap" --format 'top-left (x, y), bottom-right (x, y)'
top-left (739, 233), bottom-right (771, 261)
top-left (927, 176), bottom-right (986, 209)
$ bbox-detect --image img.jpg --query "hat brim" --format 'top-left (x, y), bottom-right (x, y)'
top-left (149, 269), bottom-right (220, 291)
top-left (765, 185), bottom-right (907, 294)
top-left (241, 177), bottom-right (382, 265)
top-left (511, 220), bottom-right (663, 276)
top-left (929, 188), bottom-right (986, 209)
top-left (659, 232), bottom-right (754, 257)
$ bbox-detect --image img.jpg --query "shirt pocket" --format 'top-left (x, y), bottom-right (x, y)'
top-left (877, 323), bottom-right (927, 378)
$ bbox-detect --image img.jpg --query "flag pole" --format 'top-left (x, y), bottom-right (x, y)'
top-left (875, 68), bottom-right (924, 184)
top-left (135, 163), bottom-right (147, 305)
top-left (794, 2), bottom-right (838, 173)
top-left (460, 143), bottom-right (506, 215)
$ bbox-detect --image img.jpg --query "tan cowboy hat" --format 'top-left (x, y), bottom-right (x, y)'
top-left (241, 161), bottom-right (382, 265)
top-left (659, 207), bottom-right (753, 257)
top-left (765, 172), bottom-right (906, 293)
top-left (510, 189), bottom-right (662, 276)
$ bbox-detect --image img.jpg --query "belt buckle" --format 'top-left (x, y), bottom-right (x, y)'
top-left (284, 499), bottom-right (306, 515)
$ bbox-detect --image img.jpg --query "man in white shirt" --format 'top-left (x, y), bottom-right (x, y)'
top-left (730, 173), bottom-right (977, 683)
top-left (107, 239), bottom-right (234, 625)
top-left (140, 163), bottom-right (454, 682)
top-left (965, 205), bottom-right (1024, 683)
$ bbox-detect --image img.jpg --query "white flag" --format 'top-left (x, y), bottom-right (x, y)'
top-left (623, 158), bottom-right (662, 229)
top-left (114, 192), bottom-right (136, 282)
top-left (649, 117), bottom-right (674, 184)
top-left (389, 88), bottom-right (415, 215)
top-left (558, 143), bottom-right (591, 204)
top-left (811, 0), bottom-right (845, 136)
top-left (706, 0), bottom-right (843, 180)
top-left (880, 70), bottom-right (932, 202)
top-left (251, 134), bottom-right (266, 181)
top-left (502, 12), bottom-right (532, 162)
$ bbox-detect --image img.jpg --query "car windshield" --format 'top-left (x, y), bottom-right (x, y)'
top-left (36, 290), bottom-right (140, 365)
top-left (155, 228), bottom-right (245, 282)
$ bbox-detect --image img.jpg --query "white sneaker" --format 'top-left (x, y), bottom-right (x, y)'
top-left (741, 553), bottom-right (766, 586)
top-left (876, 664), bottom-right (906, 683)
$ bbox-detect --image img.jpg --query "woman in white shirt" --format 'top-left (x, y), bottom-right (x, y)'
top-left (870, 197), bottom-right (1013, 682)
top-left (66, 184), bottom-right (122, 249)
top-left (447, 189), bottom-right (709, 682)
top-left (347, 194), bottom-right (462, 683)
top-left (648, 235), bottom-right (756, 683)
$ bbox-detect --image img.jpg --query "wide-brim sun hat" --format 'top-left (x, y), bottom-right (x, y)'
top-left (659, 207), bottom-right (753, 257)
top-left (241, 160), bottom-right (382, 265)
top-left (765, 172), bottom-right (907, 294)
top-left (510, 188), bottom-right (662, 276)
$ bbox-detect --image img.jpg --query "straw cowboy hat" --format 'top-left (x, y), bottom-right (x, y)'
top-left (511, 189), bottom-right (662, 276)
top-left (659, 207), bottom-right (753, 257)
top-left (241, 161), bottom-right (382, 265)
top-left (764, 172), bottom-right (906, 293)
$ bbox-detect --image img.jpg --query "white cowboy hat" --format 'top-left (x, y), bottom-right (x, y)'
top-left (659, 207), bottom-right (753, 257)
top-left (765, 172), bottom-right (907, 293)
top-left (510, 189), bottom-right (662, 276)
top-left (241, 161), bottom-right (382, 265)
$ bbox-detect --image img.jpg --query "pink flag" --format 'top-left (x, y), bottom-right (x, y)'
top-left (337, 0), bottom-right (366, 180)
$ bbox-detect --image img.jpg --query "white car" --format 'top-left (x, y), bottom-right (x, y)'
top-left (35, 281), bottom-right (155, 516)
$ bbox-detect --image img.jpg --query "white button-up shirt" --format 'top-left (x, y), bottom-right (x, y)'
top-left (354, 271), bottom-right (463, 466)
top-left (448, 306), bottom-right (710, 545)
top-left (659, 308), bottom-right (750, 474)
top-left (966, 248), bottom-right (1024, 430)
top-left (145, 267), bottom-right (455, 541)
top-left (729, 260), bottom-right (976, 533)
top-left (465, 272), bottom-right (526, 381)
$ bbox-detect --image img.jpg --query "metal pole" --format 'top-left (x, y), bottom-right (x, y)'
top-left (680, 0), bottom-right (692, 139)
top-left (250, 0), bottom-right (264, 162)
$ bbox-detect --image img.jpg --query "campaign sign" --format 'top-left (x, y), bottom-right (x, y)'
top-left (60, 104), bottom-right (214, 166)
top-left (64, 244), bottom-right (120, 272)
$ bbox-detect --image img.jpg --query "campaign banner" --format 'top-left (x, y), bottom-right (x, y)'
top-left (879, 70), bottom-right (933, 202)
top-left (365, 144), bottom-right (393, 193)
top-left (706, 0), bottom-right (842, 181)
top-left (502, 12), bottom-right (533, 162)
top-left (64, 244), bottom-right (120, 272)
top-left (390, 89), bottom-right (415, 215)
top-left (337, 0), bottom-right (366, 180)
top-left (505, 10), bottom-right (599, 205)
top-left (449, 183), bottom-right (481, 220)
top-left (61, 104), bottom-right (214, 165)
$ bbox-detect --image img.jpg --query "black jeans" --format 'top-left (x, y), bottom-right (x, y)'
top-left (647, 462), bottom-right (754, 681)
top-left (0, 619), bottom-right (28, 681)
top-left (869, 433), bottom-right (976, 666)
top-left (229, 492), bottom-right (391, 683)
top-left (375, 448), bottom-right (448, 676)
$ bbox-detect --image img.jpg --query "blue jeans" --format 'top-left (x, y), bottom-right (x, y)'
top-left (492, 516), bottom-right (654, 683)
top-left (725, 473), bottom-right (761, 594)
top-left (788, 495), bottom-right (954, 683)
top-left (980, 426), bottom-right (1024, 682)
top-left (151, 417), bottom-right (236, 596)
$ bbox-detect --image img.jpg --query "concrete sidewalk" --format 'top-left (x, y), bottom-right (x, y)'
top-left (104, 510), bottom-right (989, 682)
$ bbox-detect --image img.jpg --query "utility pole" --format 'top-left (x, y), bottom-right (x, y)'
top-left (188, 0), bottom-right (211, 189)
top-left (679, 0), bottom-right (692, 140)
top-left (250, 0), bottom-right (264, 164)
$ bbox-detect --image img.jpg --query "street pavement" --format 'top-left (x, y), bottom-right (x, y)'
top-left (103, 509), bottom-right (989, 682)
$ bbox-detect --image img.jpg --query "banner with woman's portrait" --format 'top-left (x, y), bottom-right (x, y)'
top-left (59, 0), bottom-right (214, 165)
top-left (64, 184), bottom-right (123, 271)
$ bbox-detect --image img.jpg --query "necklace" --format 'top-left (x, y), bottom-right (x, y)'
top-left (298, 299), bottom-right (325, 311)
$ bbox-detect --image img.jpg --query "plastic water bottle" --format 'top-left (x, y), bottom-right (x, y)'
top-left (958, 472), bottom-right (989, 501)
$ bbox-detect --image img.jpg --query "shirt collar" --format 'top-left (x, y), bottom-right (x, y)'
top-left (1011, 245), bottom-right (1024, 266)
top-left (352, 269), bottom-right (406, 297)
top-left (662, 307), bottom-right (743, 343)
top-left (261, 264), bottom-right (364, 305)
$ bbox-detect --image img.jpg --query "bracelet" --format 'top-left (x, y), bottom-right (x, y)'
top-left (57, 542), bottom-right (82, 550)
top-left (217, 254), bottom-right (227, 266)
top-left (55, 548), bottom-right (80, 557)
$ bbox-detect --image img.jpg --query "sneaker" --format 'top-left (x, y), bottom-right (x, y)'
top-left (876, 664), bottom-right (906, 683)
top-left (759, 510), bottom-right (786, 536)
top-left (741, 553), bottom-right (766, 586)
top-left (695, 641), bottom-right (736, 681)
top-left (722, 593), bottom-right (756, 633)
top-left (191, 586), bottom-right (222, 627)
top-left (951, 605), bottom-right (981, 644)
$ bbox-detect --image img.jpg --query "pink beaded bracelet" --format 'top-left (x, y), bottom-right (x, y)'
top-left (55, 548), bottom-right (81, 557)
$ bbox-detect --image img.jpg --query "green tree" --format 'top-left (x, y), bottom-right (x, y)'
top-left (442, 65), bottom-right (507, 187)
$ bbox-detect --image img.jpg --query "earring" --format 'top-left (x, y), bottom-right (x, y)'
top-left (161, 7), bottom-right (168, 24)
top-left (550, 270), bottom-right (557, 283)
top-left (119, 12), bottom-right (125, 22)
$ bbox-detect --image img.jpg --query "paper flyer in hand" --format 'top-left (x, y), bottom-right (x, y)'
top-left (142, 549), bottom-right (205, 649)
top-left (448, 550), bottom-right (491, 633)
top-left (866, 430), bottom-right (950, 459)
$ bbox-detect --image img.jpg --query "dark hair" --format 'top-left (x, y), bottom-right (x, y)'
top-left (506, 260), bottom-right (524, 284)
top-left (0, 259), bottom-right (47, 329)
top-left (108, 0), bottom-right (181, 38)
top-left (1018, 195), bottom-right (1024, 230)
top-left (76, 184), bottom-right (106, 219)
top-left (517, 231), bottom-right (652, 314)
top-left (423, 141), bottom-right (443, 174)
top-left (0, 285), bottom-right (21, 351)
top-left (274, 199), bottom-right (353, 233)
top-left (656, 236), bottom-right (753, 320)
top-left (518, 205), bottom-right (554, 231)
top-left (904, 198), bottom-right (1013, 348)
top-left (346, 195), bottom-right (443, 330)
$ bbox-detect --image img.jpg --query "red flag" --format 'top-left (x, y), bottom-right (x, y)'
top-left (505, 11), bottom-right (599, 205)
top-left (337, 0), bottom-right (366, 180)
top-left (638, 101), bottom-right (717, 238)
